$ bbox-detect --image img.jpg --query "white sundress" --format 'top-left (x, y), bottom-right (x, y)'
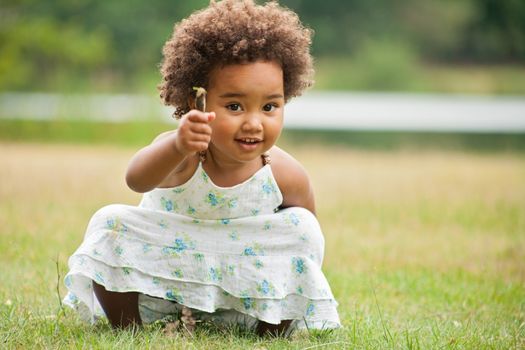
top-left (63, 158), bottom-right (341, 330)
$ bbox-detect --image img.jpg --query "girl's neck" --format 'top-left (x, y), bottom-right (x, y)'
top-left (201, 148), bottom-right (264, 187)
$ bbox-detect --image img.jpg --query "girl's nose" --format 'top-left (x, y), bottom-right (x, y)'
top-left (241, 114), bottom-right (263, 132)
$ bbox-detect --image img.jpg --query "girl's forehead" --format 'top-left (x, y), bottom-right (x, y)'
top-left (208, 61), bottom-right (284, 93)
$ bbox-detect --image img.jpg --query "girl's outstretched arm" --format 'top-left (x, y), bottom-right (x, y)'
top-left (125, 110), bottom-right (215, 193)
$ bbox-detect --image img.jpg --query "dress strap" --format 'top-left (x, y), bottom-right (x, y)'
top-left (261, 152), bottom-right (271, 165)
top-left (198, 150), bottom-right (207, 163)
top-left (198, 150), bottom-right (270, 165)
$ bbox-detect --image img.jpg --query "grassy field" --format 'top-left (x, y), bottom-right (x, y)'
top-left (1, 140), bottom-right (524, 349)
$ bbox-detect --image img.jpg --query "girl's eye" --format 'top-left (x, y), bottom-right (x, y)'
top-left (226, 103), bottom-right (242, 112)
top-left (263, 103), bottom-right (277, 112)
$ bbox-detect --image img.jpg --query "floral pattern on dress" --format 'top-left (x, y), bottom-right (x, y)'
top-left (306, 301), bottom-right (315, 316)
top-left (63, 161), bottom-right (340, 330)
top-left (256, 279), bottom-right (275, 297)
top-left (166, 288), bottom-right (184, 303)
top-left (160, 197), bottom-right (177, 212)
top-left (206, 191), bottom-right (225, 207)
top-left (228, 198), bottom-right (238, 208)
top-left (171, 268), bottom-right (184, 278)
top-left (201, 170), bottom-right (209, 183)
top-left (254, 259), bottom-right (264, 269)
top-left (229, 231), bottom-right (239, 241)
top-left (187, 206), bottom-right (196, 215)
top-left (292, 257), bottom-right (307, 274)
top-left (94, 272), bottom-right (104, 284)
top-left (106, 217), bottom-right (128, 235)
top-left (242, 243), bottom-right (264, 256)
top-left (284, 212), bottom-right (300, 226)
top-left (209, 267), bottom-right (223, 282)
top-left (114, 246), bottom-right (123, 256)
top-left (240, 290), bottom-right (256, 310)
top-left (157, 219), bottom-right (169, 229)
top-left (161, 234), bottom-right (195, 256)
top-left (262, 177), bottom-right (277, 194)
top-left (193, 252), bottom-right (204, 262)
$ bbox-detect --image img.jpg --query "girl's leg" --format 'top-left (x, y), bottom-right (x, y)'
top-left (255, 320), bottom-right (293, 337)
top-left (92, 281), bottom-right (142, 329)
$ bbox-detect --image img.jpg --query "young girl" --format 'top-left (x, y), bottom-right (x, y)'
top-left (64, 0), bottom-right (340, 336)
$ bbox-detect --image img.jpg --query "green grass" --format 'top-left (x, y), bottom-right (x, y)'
top-left (1, 138), bottom-right (524, 349)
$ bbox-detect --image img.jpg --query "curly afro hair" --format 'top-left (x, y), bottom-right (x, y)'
top-left (158, 0), bottom-right (314, 118)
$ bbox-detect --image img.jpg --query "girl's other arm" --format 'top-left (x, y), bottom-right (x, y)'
top-left (271, 147), bottom-right (316, 215)
top-left (125, 111), bottom-right (215, 193)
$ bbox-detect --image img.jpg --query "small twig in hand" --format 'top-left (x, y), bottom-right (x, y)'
top-left (192, 87), bottom-right (207, 112)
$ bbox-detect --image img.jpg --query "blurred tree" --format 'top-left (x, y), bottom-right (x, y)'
top-left (0, 0), bottom-right (523, 92)
top-left (395, 0), bottom-right (476, 61)
top-left (281, 0), bottom-right (401, 55)
top-left (283, 0), bottom-right (524, 62)
top-left (461, 0), bottom-right (525, 62)
top-left (0, 0), bottom-right (207, 91)
top-left (0, 0), bottom-right (112, 90)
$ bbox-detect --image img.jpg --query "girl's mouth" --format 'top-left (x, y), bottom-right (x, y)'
top-left (235, 138), bottom-right (262, 150)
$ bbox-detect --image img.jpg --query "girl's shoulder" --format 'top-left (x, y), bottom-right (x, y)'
top-left (268, 146), bottom-right (304, 175)
top-left (269, 146), bottom-right (316, 214)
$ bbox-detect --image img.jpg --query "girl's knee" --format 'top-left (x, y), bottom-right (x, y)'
top-left (87, 204), bottom-right (133, 237)
top-left (284, 207), bottom-right (325, 253)
top-left (91, 204), bottom-right (127, 222)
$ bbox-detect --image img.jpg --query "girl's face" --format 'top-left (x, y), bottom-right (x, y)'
top-left (206, 60), bottom-right (284, 165)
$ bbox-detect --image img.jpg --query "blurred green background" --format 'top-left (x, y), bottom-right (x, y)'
top-left (1, 0), bottom-right (524, 94)
top-left (1, 2), bottom-right (525, 348)
top-left (1, 0), bottom-right (524, 149)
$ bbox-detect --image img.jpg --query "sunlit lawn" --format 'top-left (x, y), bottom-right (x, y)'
top-left (0, 141), bottom-right (524, 349)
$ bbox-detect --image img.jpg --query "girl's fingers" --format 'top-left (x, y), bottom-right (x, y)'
top-left (176, 110), bottom-right (214, 154)
top-left (186, 111), bottom-right (215, 124)
top-left (188, 132), bottom-right (211, 143)
top-left (186, 141), bottom-right (210, 152)
top-left (189, 122), bottom-right (212, 135)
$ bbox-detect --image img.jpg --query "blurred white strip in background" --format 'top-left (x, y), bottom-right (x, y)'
top-left (1, 92), bottom-right (524, 132)
top-left (0, 93), bottom-right (166, 122)
top-left (285, 92), bottom-right (525, 132)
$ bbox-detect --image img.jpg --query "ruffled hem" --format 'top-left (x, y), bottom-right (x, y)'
top-left (64, 259), bottom-right (341, 329)
top-left (68, 250), bottom-right (333, 300)
top-left (64, 203), bottom-right (341, 329)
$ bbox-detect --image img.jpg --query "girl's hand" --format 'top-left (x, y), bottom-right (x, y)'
top-left (174, 110), bottom-right (216, 156)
